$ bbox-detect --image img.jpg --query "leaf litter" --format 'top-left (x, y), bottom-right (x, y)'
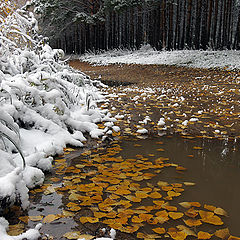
top-left (10, 63), bottom-right (240, 239)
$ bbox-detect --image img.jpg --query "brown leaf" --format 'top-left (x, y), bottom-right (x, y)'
top-left (152, 227), bottom-right (166, 234)
top-left (176, 225), bottom-right (197, 237)
top-left (169, 212), bottom-right (184, 220)
top-left (168, 230), bottom-right (187, 240)
top-left (215, 228), bottom-right (230, 239)
top-left (43, 214), bottom-right (61, 223)
top-left (214, 207), bottom-right (228, 217)
top-left (28, 216), bottom-right (43, 222)
top-left (183, 219), bottom-right (202, 227)
top-left (197, 231), bottom-right (213, 239)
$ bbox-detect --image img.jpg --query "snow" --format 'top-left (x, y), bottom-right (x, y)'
top-left (0, 2), bottom-right (117, 239)
top-left (79, 45), bottom-right (240, 70)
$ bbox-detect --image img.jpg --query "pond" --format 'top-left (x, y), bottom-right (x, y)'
top-left (7, 135), bottom-right (240, 239)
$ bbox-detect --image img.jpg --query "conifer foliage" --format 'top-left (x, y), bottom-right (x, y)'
top-left (33, 0), bottom-right (240, 53)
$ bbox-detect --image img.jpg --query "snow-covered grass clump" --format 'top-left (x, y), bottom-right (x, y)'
top-left (79, 45), bottom-right (240, 70)
top-left (0, 2), bottom-right (114, 239)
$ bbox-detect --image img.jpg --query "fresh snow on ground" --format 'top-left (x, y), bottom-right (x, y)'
top-left (0, 3), bottom-right (117, 239)
top-left (79, 45), bottom-right (240, 70)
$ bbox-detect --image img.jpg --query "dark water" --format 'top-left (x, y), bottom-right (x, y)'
top-left (23, 135), bottom-right (240, 238)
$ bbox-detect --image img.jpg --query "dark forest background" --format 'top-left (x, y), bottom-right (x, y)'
top-left (33, 0), bottom-right (240, 54)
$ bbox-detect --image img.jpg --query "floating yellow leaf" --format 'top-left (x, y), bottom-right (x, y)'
top-left (162, 205), bottom-right (178, 212)
top-left (179, 202), bottom-right (191, 209)
top-left (115, 189), bottom-right (131, 195)
top-left (199, 210), bottom-right (223, 225)
top-left (177, 225), bottom-right (197, 237)
top-left (193, 146), bottom-right (203, 150)
top-left (132, 216), bottom-right (144, 223)
top-left (139, 213), bottom-right (153, 221)
top-left (204, 204), bottom-right (217, 211)
top-left (43, 214), bottom-right (61, 223)
top-left (135, 191), bottom-right (149, 199)
top-left (183, 219), bottom-right (202, 227)
top-left (162, 186), bottom-right (173, 191)
top-left (93, 212), bottom-right (107, 218)
top-left (215, 228), bottom-right (230, 239)
top-left (197, 231), bottom-right (213, 239)
top-left (62, 210), bottom-right (75, 217)
top-left (168, 230), bottom-right (187, 240)
top-left (63, 232), bottom-right (94, 240)
top-left (7, 224), bottom-right (25, 236)
top-left (228, 236), bottom-right (240, 240)
top-left (214, 207), bottom-right (228, 217)
top-left (185, 208), bottom-right (199, 218)
top-left (169, 212), bottom-right (184, 220)
top-left (152, 227), bottom-right (166, 234)
top-left (167, 191), bottom-right (181, 198)
top-left (125, 195), bottom-right (142, 202)
top-left (157, 181), bottom-right (169, 187)
top-left (149, 192), bottom-right (162, 199)
top-left (79, 217), bottom-right (99, 224)
top-left (28, 216), bottom-right (43, 222)
top-left (155, 210), bottom-right (169, 224)
top-left (19, 216), bottom-right (29, 223)
top-left (183, 182), bottom-right (196, 186)
top-left (137, 233), bottom-right (160, 239)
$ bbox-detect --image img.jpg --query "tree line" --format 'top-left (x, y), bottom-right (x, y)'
top-left (33, 0), bottom-right (240, 54)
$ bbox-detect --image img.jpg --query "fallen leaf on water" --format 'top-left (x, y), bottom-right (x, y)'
top-left (183, 219), bottom-right (202, 227)
top-left (176, 225), bottom-right (197, 237)
top-left (62, 210), bottom-right (75, 218)
top-left (169, 212), bottom-right (184, 220)
top-left (7, 224), bottom-right (25, 236)
top-left (167, 191), bottom-right (181, 198)
top-left (228, 236), bottom-right (240, 240)
top-left (135, 191), bottom-right (149, 199)
top-left (197, 231), bottom-right (213, 239)
top-left (125, 195), bottom-right (142, 202)
top-left (19, 216), bottom-right (29, 223)
top-left (183, 182), bottom-right (196, 186)
top-left (168, 229), bottom-right (187, 240)
top-left (43, 214), bottom-right (61, 223)
top-left (28, 216), bottom-right (43, 222)
top-left (79, 217), bottom-right (99, 224)
top-left (215, 228), bottom-right (230, 239)
top-left (214, 207), bottom-right (228, 217)
top-left (199, 210), bottom-right (223, 226)
top-left (132, 216), bottom-right (144, 223)
top-left (179, 202), bottom-right (192, 209)
top-left (157, 181), bottom-right (169, 187)
top-left (204, 204), bottom-right (217, 211)
top-left (193, 146), bottom-right (203, 150)
top-left (149, 192), bottom-right (162, 199)
top-left (155, 210), bottom-right (169, 224)
top-left (63, 232), bottom-right (94, 240)
top-left (137, 232), bottom-right (161, 239)
top-left (152, 227), bottom-right (166, 234)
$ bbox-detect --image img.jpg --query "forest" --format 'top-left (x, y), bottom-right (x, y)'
top-left (33, 0), bottom-right (240, 54)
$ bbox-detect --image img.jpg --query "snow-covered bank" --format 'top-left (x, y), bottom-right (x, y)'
top-left (79, 45), bottom-right (240, 70)
top-left (0, 2), bottom-right (116, 239)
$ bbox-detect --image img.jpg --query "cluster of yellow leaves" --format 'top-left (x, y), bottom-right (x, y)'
top-left (17, 140), bottom-right (239, 240)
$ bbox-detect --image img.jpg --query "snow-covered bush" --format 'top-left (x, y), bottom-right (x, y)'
top-left (0, 1), bottom-right (114, 238)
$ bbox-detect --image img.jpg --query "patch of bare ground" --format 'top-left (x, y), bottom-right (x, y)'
top-left (70, 60), bottom-right (240, 139)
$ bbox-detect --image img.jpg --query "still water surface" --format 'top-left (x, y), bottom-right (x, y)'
top-left (26, 135), bottom-right (240, 238)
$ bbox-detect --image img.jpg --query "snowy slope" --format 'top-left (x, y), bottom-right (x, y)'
top-left (79, 45), bottom-right (240, 70)
top-left (0, 3), bottom-right (117, 239)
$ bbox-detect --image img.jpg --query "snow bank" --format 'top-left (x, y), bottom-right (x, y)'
top-left (0, 2), bottom-right (116, 238)
top-left (79, 45), bottom-right (240, 70)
